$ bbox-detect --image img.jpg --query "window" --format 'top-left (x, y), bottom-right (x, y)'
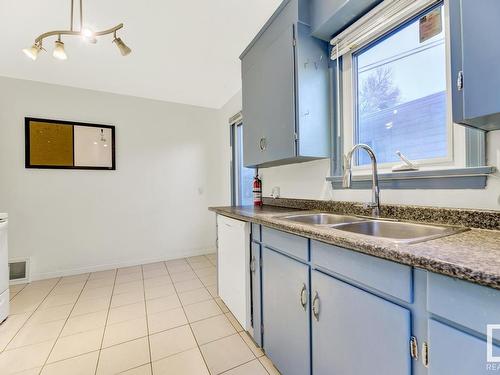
top-left (354, 5), bottom-right (447, 166)
top-left (230, 121), bottom-right (254, 206)
top-left (327, 0), bottom-right (489, 189)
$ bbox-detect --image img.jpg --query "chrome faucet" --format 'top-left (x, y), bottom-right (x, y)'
top-left (343, 144), bottom-right (381, 217)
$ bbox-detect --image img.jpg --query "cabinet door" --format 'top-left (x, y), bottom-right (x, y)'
top-left (312, 270), bottom-right (411, 375)
top-left (250, 242), bottom-right (262, 347)
top-left (262, 248), bottom-right (310, 375)
top-left (451, 0), bottom-right (500, 130)
top-left (429, 319), bottom-right (500, 375)
top-left (242, 25), bottom-right (297, 167)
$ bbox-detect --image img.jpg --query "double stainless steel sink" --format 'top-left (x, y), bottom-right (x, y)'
top-left (277, 213), bottom-right (466, 244)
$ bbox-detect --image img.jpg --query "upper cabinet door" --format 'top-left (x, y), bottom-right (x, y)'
top-left (450, 0), bottom-right (500, 131)
top-left (242, 25), bottom-right (297, 167)
top-left (311, 270), bottom-right (412, 375)
top-left (262, 248), bottom-right (310, 375)
top-left (240, 0), bottom-right (330, 168)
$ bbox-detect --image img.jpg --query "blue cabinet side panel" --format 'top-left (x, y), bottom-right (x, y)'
top-left (251, 242), bottom-right (262, 347)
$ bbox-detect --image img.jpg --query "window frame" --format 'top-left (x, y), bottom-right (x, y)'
top-left (328, 0), bottom-right (489, 189)
top-left (230, 114), bottom-right (254, 206)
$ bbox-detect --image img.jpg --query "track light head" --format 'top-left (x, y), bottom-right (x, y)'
top-left (22, 43), bottom-right (42, 60)
top-left (113, 37), bottom-right (131, 56)
top-left (53, 39), bottom-right (68, 60)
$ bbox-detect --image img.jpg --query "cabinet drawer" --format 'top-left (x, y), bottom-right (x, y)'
top-left (251, 224), bottom-right (261, 242)
top-left (261, 227), bottom-right (308, 261)
top-left (427, 272), bottom-right (500, 340)
top-left (311, 240), bottom-right (413, 303)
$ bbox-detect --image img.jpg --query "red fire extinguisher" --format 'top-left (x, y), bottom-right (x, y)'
top-left (253, 171), bottom-right (263, 207)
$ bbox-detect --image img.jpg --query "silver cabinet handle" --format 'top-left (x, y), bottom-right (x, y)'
top-left (300, 284), bottom-right (307, 309)
top-left (312, 291), bottom-right (320, 321)
top-left (259, 137), bottom-right (267, 151)
top-left (250, 256), bottom-right (256, 273)
top-left (457, 70), bottom-right (464, 91)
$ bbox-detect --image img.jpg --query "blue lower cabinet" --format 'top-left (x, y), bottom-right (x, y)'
top-left (428, 319), bottom-right (500, 375)
top-left (262, 248), bottom-right (310, 375)
top-left (311, 270), bottom-right (412, 375)
top-left (250, 242), bottom-right (262, 347)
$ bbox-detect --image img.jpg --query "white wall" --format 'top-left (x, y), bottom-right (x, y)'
top-left (222, 91), bottom-right (500, 210)
top-left (0, 76), bottom-right (222, 280)
top-left (211, 91), bottom-right (244, 207)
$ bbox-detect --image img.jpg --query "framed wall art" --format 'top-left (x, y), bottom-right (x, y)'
top-left (25, 117), bottom-right (116, 170)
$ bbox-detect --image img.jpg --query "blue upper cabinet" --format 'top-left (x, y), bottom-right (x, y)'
top-left (450, 0), bottom-right (500, 131)
top-left (310, 0), bottom-right (382, 41)
top-left (240, 0), bottom-right (330, 168)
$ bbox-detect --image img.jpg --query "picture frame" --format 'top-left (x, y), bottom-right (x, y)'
top-left (25, 117), bottom-right (116, 170)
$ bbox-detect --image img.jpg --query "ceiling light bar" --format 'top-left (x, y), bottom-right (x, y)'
top-left (23, 0), bottom-right (131, 61)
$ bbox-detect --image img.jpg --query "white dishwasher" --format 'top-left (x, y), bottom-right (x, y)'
top-left (217, 214), bottom-right (251, 330)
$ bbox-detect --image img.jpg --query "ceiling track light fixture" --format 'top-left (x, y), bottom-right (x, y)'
top-left (23, 0), bottom-right (131, 61)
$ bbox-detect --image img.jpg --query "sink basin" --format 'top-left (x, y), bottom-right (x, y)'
top-left (334, 220), bottom-right (466, 244)
top-left (279, 213), bottom-right (366, 226)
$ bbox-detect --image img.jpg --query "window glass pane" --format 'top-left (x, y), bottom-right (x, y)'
top-left (355, 5), bottom-right (447, 166)
top-left (237, 124), bottom-right (254, 205)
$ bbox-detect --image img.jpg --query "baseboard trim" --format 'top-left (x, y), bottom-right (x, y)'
top-left (30, 248), bottom-right (216, 281)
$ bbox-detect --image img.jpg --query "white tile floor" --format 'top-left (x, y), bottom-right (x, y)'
top-left (1, 254), bottom-right (281, 375)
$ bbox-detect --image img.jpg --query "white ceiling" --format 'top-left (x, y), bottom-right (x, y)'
top-left (0, 0), bottom-right (282, 108)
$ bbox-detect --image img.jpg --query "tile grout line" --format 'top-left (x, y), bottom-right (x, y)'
top-left (200, 254), bottom-right (274, 375)
top-left (94, 268), bottom-right (119, 375)
top-left (1, 277), bottom-right (64, 358)
top-left (218, 357), bottom-right (260, 375)
top-left (8, 282), bottom-right (28, 302)
top-left (168, 258), bottom-right (213, 374)
top-left (191, 255), bottom-right (264, 375)
top-left (141, 263), bottom-right (154, 375)
top-left (39, 273), bottom-right (92, 374)
top-left (4, 255), bottom-right (269, 375)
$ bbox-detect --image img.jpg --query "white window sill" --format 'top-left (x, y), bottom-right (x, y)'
top-left (327, 166), bottom-right (496, 189)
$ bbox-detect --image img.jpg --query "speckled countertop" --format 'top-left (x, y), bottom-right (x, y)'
top-left (209, 205), bottom-right (500, 290)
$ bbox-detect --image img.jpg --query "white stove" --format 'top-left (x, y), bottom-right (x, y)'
top-left (0, 213), bottom-right (8, 323)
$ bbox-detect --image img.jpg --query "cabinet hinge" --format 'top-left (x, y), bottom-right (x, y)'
top-left (410, 336), bottom-right (418, 360)
top-left (293, 38), bottom-right (296, 47)
top-left (294, 132), bottom-right (298, 141)
top-left (422, 342), bottom-right (429, 368)
top-left (261, 323), bottom-right (264, 334)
